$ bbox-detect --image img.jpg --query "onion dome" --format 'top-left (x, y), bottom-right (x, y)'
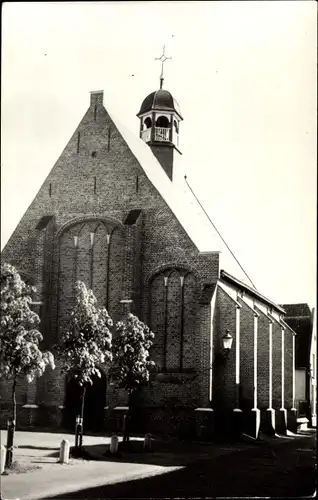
top-left (137, 89), bottom-right (183, 120)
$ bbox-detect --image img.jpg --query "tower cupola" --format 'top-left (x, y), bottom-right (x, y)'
top-left (136, 46), bottom-right (183, 181)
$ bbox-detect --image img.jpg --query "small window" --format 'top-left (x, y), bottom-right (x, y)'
top-left (173, 120), bottom-right (179, 133)
top-left (144, 117), bottom-right (152, 129)
top-left (156, 115), bottom-right (170, 128)
top-left (92, 151), bottom-right (97, 158)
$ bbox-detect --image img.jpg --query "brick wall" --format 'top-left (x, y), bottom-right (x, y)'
top-left (284, 330), bottom-right (294, 409)
top-left (238, 300), bottom-right (254, 411)
top-left (213, 287), bottom-right (237, 410)
top-left (272, 321), bottom-right (282, 409)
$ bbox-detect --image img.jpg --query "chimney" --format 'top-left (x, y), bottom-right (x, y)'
top-left (90, 90), bottom-right (104, 107)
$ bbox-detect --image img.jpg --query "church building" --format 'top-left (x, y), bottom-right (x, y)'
top-left (1, 69), bottom-right (299, 439)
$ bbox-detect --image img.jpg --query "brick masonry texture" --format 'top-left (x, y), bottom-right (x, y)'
top-left (0, 92), bottom-right (295, 435)
top-left (284, 330), bottom-right (294, 409)
top-left (213, 287), bottom-right (237, 410)
top-left (257, 310), bottom-right (270, 409)
top-left (272, 320), bottom-right (282, 409)
top-left (238, 299), bottom-right (255, 411)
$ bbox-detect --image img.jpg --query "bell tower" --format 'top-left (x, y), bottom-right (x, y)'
top-left (136, 46), bottom-right (183, 181)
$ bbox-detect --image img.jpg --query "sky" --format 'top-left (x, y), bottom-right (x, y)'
top-left (1, 1), bottom-right (317, 308)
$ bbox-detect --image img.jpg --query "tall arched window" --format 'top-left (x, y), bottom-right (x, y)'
top-left (149, 267), bottom-right (197, 372)
top-left (58, 219), bottom-right (124, 335)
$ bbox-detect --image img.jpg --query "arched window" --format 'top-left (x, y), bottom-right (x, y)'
top-left (173, 120), bottom-right (179, 134)
top-left (149, 267), bottom-right (197, 372)
top-left (58, 219), bottom-right (124, 335)
top-left (155, 115), bottom-right (170, 128)
top-left (144, 117), bottom-right (152, 129)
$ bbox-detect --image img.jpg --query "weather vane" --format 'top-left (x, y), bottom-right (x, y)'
top-left (155, 45), bottom-right (172, 89)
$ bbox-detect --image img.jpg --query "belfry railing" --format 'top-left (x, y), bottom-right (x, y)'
top-left (155, 127), bottom-right (170, 142)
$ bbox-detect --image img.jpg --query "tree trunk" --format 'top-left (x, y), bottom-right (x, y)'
top-left (12, 377), bottom-right (17, 426)
top-left (6, 377), bottom-right (17, 467)
top-left (79, 385), bottom-right (86, 449)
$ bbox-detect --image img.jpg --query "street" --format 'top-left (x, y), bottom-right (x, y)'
top-left (47, 432), bottom-right (316, 499)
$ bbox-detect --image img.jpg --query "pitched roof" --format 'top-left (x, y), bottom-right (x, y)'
top-left (220, 270), bottom-right (285, 314)
top-left (280, 303), bottom-right (312, 318)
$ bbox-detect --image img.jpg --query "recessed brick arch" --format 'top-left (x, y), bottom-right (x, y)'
top-left (148, 265), bottom-right (199, 373)
top-left (56, 216), bottom-right (125, 338)
top-left (145, 262), bottom-right (201, 287)
top-left (56, 215), bottom-right (124, 240)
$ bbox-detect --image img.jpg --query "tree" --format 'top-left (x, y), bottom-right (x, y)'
top-left (0, 262), bottom-right (55, 467)
top-left (56, 281), bottom-right (112, 446)
top-left (113, 313), bottom-right (155, 440)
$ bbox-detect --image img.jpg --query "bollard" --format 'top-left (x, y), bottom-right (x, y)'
top-left (143, 433), bottom-right (152, 452)
top-left (59, 439), bottom-right (70, 464)
top-left (1, 445), bottom-right (6, 474)
top-left (110, 434), bottom-right (119, 454)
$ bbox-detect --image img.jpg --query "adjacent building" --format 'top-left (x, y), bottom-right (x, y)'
top-left (283, 303), bottom-right (316, 428)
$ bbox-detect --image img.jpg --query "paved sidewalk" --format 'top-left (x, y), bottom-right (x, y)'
top-left (0, 430), bottom-right (246, 500)
top-left (1, 431), bottom-right (173, 500)
top-left (2, 457), bottom-right (183, 500)
top-left (0, 429), bottom-right (316, 500)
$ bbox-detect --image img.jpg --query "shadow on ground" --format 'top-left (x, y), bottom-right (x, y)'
top-left (44, 432), bottom-right (317, 499)
top-left (73, 436), bottom-right (253, 467)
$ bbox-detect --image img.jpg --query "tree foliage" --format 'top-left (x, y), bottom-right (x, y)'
top-left (113, 313), bottom-right (155, 394)
top-left (0, 262), bottom-right (55, 383)
top-left (57, 281), bottom-right (113, 386)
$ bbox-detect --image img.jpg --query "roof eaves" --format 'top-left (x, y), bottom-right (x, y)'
top-left (254, 304), bottom-right (272, 321)
top-left (237, 296), bottom-right (260, 317)
top-left (220, 270), bottom-right (286, 314)
top-left (281, 319), bottom-right (297, 336)
top-left (268, 312), bottom-right (283, 326)
top-left (217, 282), bottom-right (242, 308)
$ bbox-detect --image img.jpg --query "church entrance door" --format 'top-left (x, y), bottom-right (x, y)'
top-left (63, 372), bottom-right (106, 433)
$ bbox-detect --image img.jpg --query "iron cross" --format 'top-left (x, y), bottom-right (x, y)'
top-left (155, 45), bottom-right (172, 89)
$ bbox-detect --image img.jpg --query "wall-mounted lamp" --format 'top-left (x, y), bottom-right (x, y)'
top-left (222, 330), bottom-right (233, 354)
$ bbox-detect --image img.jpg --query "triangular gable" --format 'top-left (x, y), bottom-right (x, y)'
top-left (2, 91), bottom-right (257, 292)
